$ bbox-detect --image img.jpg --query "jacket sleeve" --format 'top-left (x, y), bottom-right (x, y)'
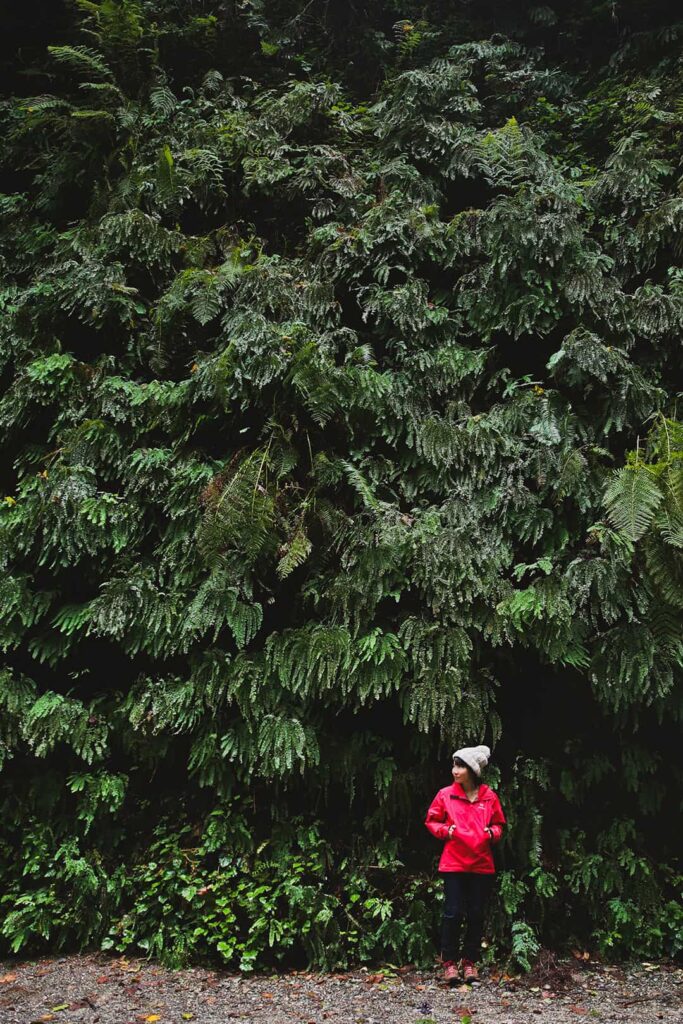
top-left (424, 790), bottom-right (450, 840)
top-left (488, 793), bottom-right (506, 844)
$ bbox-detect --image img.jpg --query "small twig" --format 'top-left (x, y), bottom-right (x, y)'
top-left (620, 994), bottom-right (662, 1007)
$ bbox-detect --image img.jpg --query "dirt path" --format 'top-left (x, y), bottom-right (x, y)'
top-left (1, 953), bottom-right (681, 1024)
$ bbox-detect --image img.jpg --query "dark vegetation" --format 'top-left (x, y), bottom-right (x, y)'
top-left (0, 0), bottom-right (681, 970)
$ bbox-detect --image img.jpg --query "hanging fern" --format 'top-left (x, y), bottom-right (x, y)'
top-left (604, 465), bottom-right (663, 540)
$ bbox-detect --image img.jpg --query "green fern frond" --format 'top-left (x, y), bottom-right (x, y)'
top-left (604, 466), bottom-right (663, 540)
top-left (644, 537), bottom-right (683, 608)
top-left (47, 44), bottom-right (115, 82)
top-left (277, 528), bottom-right (312, 579)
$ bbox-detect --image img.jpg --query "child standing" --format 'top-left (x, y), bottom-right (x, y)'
top-left (424, 744), bottom-right (506, 984)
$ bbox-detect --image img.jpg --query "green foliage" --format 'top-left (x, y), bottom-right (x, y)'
top-left (1, 0), bottom-right (681, 970)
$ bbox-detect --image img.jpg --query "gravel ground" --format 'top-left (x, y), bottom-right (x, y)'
top-left (0, 953), bottom-right (681, 1024)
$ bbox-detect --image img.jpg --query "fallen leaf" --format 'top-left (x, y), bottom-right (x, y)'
top-left (96, 976), bottom-right (110, 984)
top-left (569, 1006), bottom-right (588, 1014)
top-left (67, 999), bottom-right (96, 1013)
top-left (262, 993), bottom-right (273, 999)
top-left (144, 1017), bottom-right (162, 1022)
top-left (0, 973), bottom-right (17, 984)
top-left (50, 1006), bottom-right (69, 1013)
top-left (182, 1016), bottom-right (194, 1021)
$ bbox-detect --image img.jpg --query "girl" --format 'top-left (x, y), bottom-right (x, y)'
top-left (424, 744), bottom-right (506, 984)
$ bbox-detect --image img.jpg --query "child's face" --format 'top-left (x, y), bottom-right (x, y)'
top-left (452, 761), bottom-right (472, 786)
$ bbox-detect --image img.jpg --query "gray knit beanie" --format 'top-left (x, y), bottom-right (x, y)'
top-left (452, 744), bottom-right (491, 777)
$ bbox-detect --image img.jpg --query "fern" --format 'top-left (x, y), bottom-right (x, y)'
top-left (604, 466), bottom-right (663, 540)
top-left (47, 45), bottom-right (115, 82)
top-left (277, 527), bottom-right (312, 579)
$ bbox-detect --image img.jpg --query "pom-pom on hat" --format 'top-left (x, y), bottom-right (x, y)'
top-left (452, 744), bottom-right (490, 777)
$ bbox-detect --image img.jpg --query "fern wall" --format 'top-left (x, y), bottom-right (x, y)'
top-left (0, 0), bottom-right (681, 967)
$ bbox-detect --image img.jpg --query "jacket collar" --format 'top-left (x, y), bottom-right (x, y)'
top-left (450, 781), bottom-right (492, 801)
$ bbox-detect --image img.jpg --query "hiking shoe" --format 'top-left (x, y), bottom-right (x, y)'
top-left (462, 959), bottom-right (479, 982)
top-left (443, 960), bottom-right (459, 985)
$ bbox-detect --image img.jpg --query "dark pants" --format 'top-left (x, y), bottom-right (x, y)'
top-left (440, 871), bottom-right (494, 963)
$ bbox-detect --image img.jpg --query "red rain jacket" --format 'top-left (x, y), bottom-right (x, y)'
top-left (425, 782), bottom-right (506, 874)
